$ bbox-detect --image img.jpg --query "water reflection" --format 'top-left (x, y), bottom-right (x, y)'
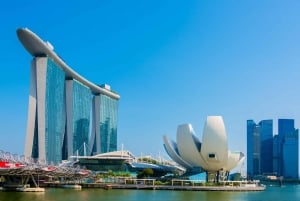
top-left (1, 185), bottom-right (300, 201)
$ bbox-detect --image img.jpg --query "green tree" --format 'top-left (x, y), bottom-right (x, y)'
top-left (137, 168), bottom-right (154, 178)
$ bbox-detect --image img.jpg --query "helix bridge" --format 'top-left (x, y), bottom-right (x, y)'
top-left (0, 150), bottom-right (91, 190)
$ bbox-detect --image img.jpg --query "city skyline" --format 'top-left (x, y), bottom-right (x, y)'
top-left (247, 118), bottom-right (299, 178)
top-left (1, 1), bottom-right (300, 158)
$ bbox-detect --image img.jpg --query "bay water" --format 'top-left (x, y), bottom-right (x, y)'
top-left (1, 185), bottom-right (300, 201)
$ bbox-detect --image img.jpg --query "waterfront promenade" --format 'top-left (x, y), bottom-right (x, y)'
top-left (82, 183), bottom-right (265, 191)
top-left (0, 151), bottom-right (264, 192)
top-left (44, 178), bottom-right (265, 192)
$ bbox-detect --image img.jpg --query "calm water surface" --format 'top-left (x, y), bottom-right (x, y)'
top-left (1, 185), bottom-right (300, 201)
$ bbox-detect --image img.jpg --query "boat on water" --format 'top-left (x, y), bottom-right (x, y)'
top-left (62, 184), bottom-right (82, 190)
top-left (16, 186), bottom-right (45, 192)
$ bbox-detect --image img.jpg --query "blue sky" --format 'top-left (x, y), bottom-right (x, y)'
top-left (1, 1), bottom-right (300, 160)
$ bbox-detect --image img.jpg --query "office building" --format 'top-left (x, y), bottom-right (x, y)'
top-left (277, 119), bottom-right (299, 178)
top-left (259, 120), bottom-right (273, 175)
top-left (282, 132), bottom-right (299, 178)
top-left (247, 118), bottom-right (299, 179)
top-left (17, 28), bottom-right (120, 164)
top-left (247, 119), bottom-right (273, 178)
top-left (247, 120), bottom-right (260, 177)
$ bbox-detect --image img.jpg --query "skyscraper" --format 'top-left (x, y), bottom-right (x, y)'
top-left (277, 119), bottom-right (299, 178)
top-left (272, 135), bottom-right (280, 176)
top-left (247, 119), bottom-right (273, 178)
top-left (89, 90), bottom-right (119, 155)
top-left (17, 28), bottom-right (120, 164)
top-left (248, 118), bottom-right (299, 179)
top-left (282, 132), bottom-right (299, 178)
top-left (259, 120), bottom-right (273, 175)
top-left (65, 79), bottom-right (92, 158)
top-left (247, 120), bottom-right (260, 178)
top-left (27, 58), bottom-right (66, 164)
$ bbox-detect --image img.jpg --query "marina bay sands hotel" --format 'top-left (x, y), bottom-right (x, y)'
top-left (17, 28), bottom-right (120, 164)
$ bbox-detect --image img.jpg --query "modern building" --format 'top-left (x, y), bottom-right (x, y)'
top-left (247, 119), bottom-right (273, 178)
top-left (277, 119), bottom-right (299, 178)
top-left (259, 120), bottom-right (273, 175)
top-left (74, 150), bottom-right (135, 172)
top-left (17, 28), bottom-right (120, 164)
top-left (247, 120), bottom-right (260, 177)
top-left (163, 116), bottom-right (245, 181)
top-left (247, 119), bottom-right (299, 179)
top-left (282, 133), bottom-right (299, 178)
top-left (272, 134), bottom-right (280, 176)
top-left (74, 150), bottom-right (183, 177)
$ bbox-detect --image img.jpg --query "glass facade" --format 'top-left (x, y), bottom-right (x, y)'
top-left (283, 130), bottom-right (299, 178)
top-left (247, 119), bottom-right (299, 179)
top-left (278, 119), bottom-right (295, 175)
top-left (99, 94), bottom-right (118, 153)
top-left (273, 135), bottom-right (279, 175)
top-left (26, 57), bottom-right (119, 164)
top-left (247, 120), bottom-right (261, 178)
top-left (31, 115), bottom-right (39, 159)
top-left (278, 119), bottom-right (299, 178)
top-left (259, 120), bottom-right (273, 174)
top-left (72, 80), bottom-right (92, 156)
top-left (45, 58), bottom-right (65, 164)
top-left (278, 119), bottom-right (295, 139)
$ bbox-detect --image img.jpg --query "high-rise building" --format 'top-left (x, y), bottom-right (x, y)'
top-left (259, 120), bottom-right (273, 175)
top-left (278, 119), bottom-right (295, 138)
top-left (277, 119), bottom-right (299, 178)
top-left (282, 132), bottom-right (299, 178)
top-left (247, 119), bottom-right (273, 178)
top-left (247, 120), bottom-right (260, 178)
top-left (17, 28), bottom-right (120, 164)
top-left (272, 135), bottom-right (280, 175)
top-left (89, 92), bottom-right (119, 155)
top-left (248, 118), bottom-right (299, 179)
top-left (65, 79), bottom-right (92, 158)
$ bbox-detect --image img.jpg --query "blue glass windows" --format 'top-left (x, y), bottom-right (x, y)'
top-left (45, 58), bottom-right (65, 164)
top-left (72, 80), bottom-right (92, 156)
top-left (99, 94), bottom-right (118, 153)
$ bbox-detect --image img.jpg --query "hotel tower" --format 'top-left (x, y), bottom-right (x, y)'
top-left (17, 28), bottom-right (120, 164)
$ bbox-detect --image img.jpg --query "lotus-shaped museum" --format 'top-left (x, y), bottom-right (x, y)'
top-left (163, 116), bottom-right (244, 177)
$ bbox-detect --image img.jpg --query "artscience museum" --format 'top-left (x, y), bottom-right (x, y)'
top-left (163, 116), bottom-right (244, 181)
